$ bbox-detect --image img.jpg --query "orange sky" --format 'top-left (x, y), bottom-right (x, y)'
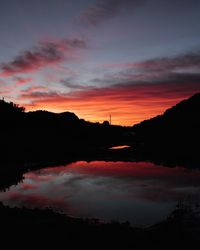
top-left (20, 82), bottom-right (200, 126)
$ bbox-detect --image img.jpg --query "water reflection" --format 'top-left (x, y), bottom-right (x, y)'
top-left (0, 161), bottom-right (200, 226)
top-left (109, 145), bottom-right (130, 149)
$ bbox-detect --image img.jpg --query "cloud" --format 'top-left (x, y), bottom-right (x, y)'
top-left (99, 50), bottom-right (200, 84)
top-left (0, 84), bottom-right (15, 96)
top-left (14, 77), bottom-right (32, 86)
top-left (21, 90), bottom-right (59, 100)
top-left (21, 86), bottom-right (49, 94)
top-left (60, 78), bottom-right (91, 90)
top-left (134, 50), bottom-right (200, 73)
top-left (78, 0), bottom-right (144, 26)
top-left (0, 38), bottom-right (86, 77)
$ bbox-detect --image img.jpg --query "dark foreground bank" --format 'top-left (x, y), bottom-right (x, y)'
top-left (0, 202), bottom-right (200, 249)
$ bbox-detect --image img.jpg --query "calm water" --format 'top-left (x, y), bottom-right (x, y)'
top-left (109, 145), bottom-right (130, 149)
top-left (1, 161), bottom-right (200, 226)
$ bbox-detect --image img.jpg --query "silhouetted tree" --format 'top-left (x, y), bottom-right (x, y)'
top-left (0, 99), bottom-right (25, 113)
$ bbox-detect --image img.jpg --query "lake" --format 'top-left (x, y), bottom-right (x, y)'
top-left (1, 161), bottom-right (200, 227)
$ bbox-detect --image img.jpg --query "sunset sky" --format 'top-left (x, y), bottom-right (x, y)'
top-left (0, 0), bottom-right (200, 125)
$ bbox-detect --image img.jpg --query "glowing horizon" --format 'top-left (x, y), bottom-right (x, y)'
top-left (19, 82), bottom-right (200, 125)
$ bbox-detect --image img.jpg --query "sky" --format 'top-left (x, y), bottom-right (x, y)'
top-left (0, 0), bottom-right (200, 125)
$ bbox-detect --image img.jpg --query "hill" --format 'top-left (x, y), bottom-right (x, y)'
top-left (0, 99), bottom-right (130, 166)
top-left (132, 93), bottom-right (200, 166)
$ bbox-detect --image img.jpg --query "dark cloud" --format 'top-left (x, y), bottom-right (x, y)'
top-left (135, 50), bottom-right (200, 73)
top-left (0, 38), bottom-right (86, 76)
top-left (78, 0), bottom-right (144, 26)
top-left (20, 80), bottom-right (200, 107)
top-left (99, 50), bottom-right (200, 86)
top-left (160, 72), bottom-right (200, 84)
top-left (60, 78), bottom-right (90, 90)
top-left (60, 79), bottom-right (83, 89)
top-left (20, 90), bottom-right (59, 100)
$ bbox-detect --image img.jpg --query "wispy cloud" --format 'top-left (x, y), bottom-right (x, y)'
top-left (105, 50), bottom-right (200, 69)
top-left (60, 78), bottom-right (91, 90)
top-left (14, 77), bottom-right (32, 86)
top-left (0, 38), bottom-right (86, 77)
top-left (20, 89), bottom-right (59, 100)
top-left (134, 50), bottom-right (200, 73)
top-left (78, 0), bottom-right (145, 26)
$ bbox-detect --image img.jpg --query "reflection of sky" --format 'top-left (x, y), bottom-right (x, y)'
top-left (1, 161), bottom-right (200, 226)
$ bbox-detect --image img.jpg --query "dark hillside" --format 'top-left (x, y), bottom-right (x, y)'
top-left (133, 93), bottom-right (200, 165)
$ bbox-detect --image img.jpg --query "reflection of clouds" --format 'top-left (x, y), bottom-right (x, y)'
top-left (20, 183), bottom-right (38, 191)
top-left (66, 161), bottom-right (198, 181)
top-left (24, 172), bottom-right (54, 182)
top-left (0, 192), bottom-right (69, 212)
top-left (21, 161), bottom-right (200, 204)
top-left (62, 174), bottom-right (89, 187)
top-left (1, 161), bottom-right (200, 225)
